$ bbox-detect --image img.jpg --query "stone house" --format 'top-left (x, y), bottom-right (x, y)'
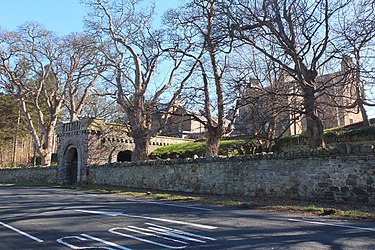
top-left (154, 99), bottom-right (231, 139)
top-left (235, 57), bottom-right (364, 137)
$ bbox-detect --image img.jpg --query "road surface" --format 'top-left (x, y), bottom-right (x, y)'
top-left (0, 185), bottom-right (374, 249)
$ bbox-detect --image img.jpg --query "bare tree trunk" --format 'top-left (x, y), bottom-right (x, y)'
top-left (12, 108), bottom-right (21, 167)
top-left (304, 86), bottom-right (324, 148)
top-left (354, 50), bottom-right (370, 127)
top-left (40, 128), bottom-right (56, 166)
top-left (132, 133), bottom-right (149, 161)
top-left (70, 111), bottom-right (80, 122)
top-left (40, 149), bottom-right (52, 166)
top-left (265, 116), bottom-right (277, 151)
top-left (357, 92), bottom-right (370, 127)
top-left (205, 128), bottom-right (221, 157)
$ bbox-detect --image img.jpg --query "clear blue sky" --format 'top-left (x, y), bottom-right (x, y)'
top-left (0, 0), bottom-right (181, 35)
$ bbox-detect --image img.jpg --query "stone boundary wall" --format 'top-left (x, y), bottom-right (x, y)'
top-left (1, 144), bottom-right (374, 204)
top-left (0, 166), bottom-right (58, 184)
top-left (87, 148), bottom-right (375, 204)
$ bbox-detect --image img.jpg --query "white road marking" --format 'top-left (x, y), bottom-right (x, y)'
top-left (81, 234), bottom-right (132, 250)
top-left (129, 225), bottom-right (206, 243)
top-left (75, 209), bottom-right (217, 229)
top-left (57, 235), bottom-right (114, 249)
top-left (121, 213), bottom-right (217, 229)
top-left (126, 199), bottom-right (213, 211)
top-left (109, 227), bottom-right (187, 249)
top-left (108, 223), bottom-right (216, 248)
top-left (145, 226), bottom-right (206, 243)
top-left (146, 223), bottom-right (216, 241)
top-left (127, 225), bottom-right (188, 244)
top-left (56, 234), bottom-right (131, 250)
top-left (57, 236), bottom-right (87, 249)
top-left (75, 209), bottom-right (123, 217)
top-left (0, 221), bottom-right (43, 243)
top-left (288, 218), bottom-right (375, 232)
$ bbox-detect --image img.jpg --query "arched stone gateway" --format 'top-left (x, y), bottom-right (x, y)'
top-left (63, 146), bottom-right (80, 184)
top-left (117, 150), bottom-right (132, 162)
top-left (61, 145), bottom-right (82, 184)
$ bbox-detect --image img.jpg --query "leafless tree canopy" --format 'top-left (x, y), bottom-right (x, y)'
top-left (225, 0), bottom-right (359, 148)
top-left (0, 23), bottom-right (108, 165)
top-left (164, 0), bottom-right (239, 156)
top-left (2, 0), bottom-right (375, 166)
top-left (83, 0), bottom-right (195, 160)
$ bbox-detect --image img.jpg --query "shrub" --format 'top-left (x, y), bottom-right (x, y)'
top-left (150, 141), bottom-right (206, 159)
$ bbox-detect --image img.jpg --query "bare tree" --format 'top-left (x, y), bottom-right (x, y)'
top-left (334, 0), bottom-right (375, 126)
top-left (0, 23), bottom-right (65, 165)
top-left (165, 0), bottom-right (235, 157)
top-left (228, 0), bottom-right (348, 148)
top-left (230, 47), bottom-right (300, 150)
top-left (80, 94), bottom-right (120, 120)
top-left (61, 33), bottom-right (107, 122)
top-left (83, 0), bottom-right (193, 160)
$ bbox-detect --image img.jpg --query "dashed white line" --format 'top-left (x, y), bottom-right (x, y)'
top-left (0, 221), bottom-right (44, 243)
top-left (288, 218), bottom-right (375, 232)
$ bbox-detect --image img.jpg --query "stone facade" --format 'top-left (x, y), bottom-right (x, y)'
top-left (235, 57), bottom-right (364, 137)
top-left (56, 118), bottom-right (192, 184)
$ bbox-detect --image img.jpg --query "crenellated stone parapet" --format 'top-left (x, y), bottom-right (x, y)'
top-left (56, 118), bottom-right (106, 135)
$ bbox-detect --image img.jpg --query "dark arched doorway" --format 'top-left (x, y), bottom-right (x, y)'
top-left (117, 150), bottom-right (132, 162)
top-left (64, 147), bottom-right (78, 184)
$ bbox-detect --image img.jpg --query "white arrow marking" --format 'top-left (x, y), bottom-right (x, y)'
top-left (75, 209), bottom-right (217, 229)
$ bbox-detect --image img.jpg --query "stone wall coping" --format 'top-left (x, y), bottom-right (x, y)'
top-left (0, 165), bottom-right (57, 171)
top-left (152, 135), bottom-right (194, 142)
top-left (89, 143), bottom-right (374, 168)
top-left (2, 143), bottom-right (373, 170)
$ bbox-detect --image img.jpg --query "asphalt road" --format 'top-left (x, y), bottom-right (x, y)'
top-left (0, 185), bottom-right (374, 249)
